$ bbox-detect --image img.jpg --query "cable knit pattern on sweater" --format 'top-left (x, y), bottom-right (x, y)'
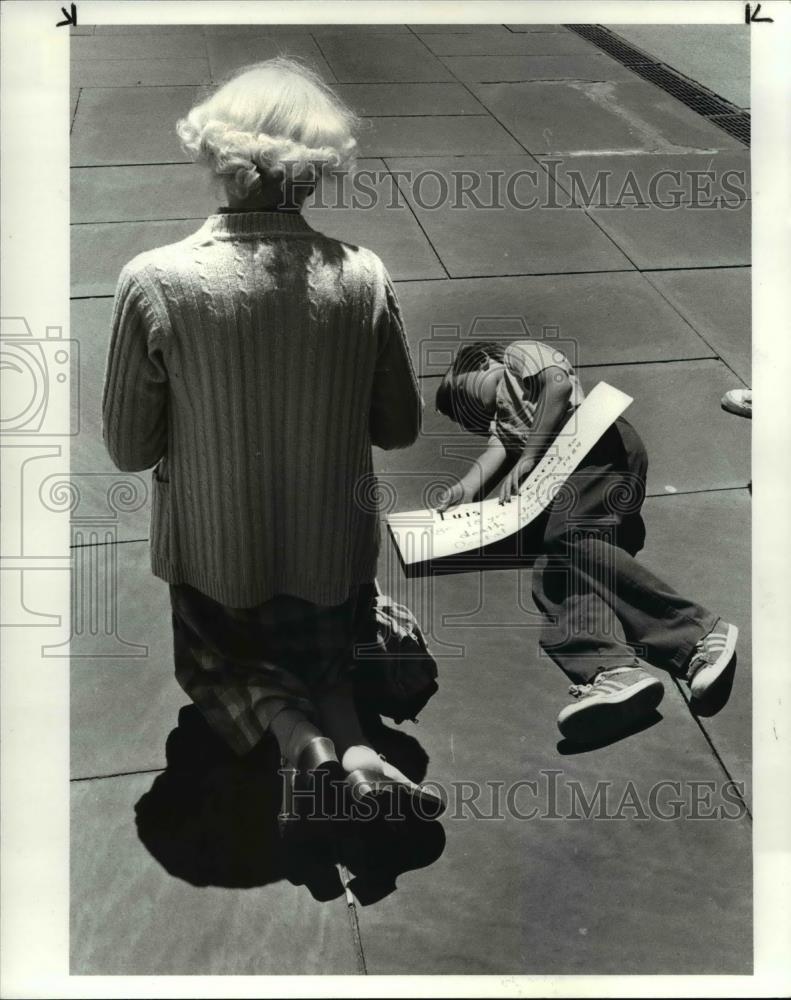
top-left (102, 211), bottom-right (422, 607)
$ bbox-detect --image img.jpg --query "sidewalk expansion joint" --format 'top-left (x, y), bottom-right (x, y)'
top-left (337, 862), bottom-right (368, 974)
top-left (71, 767), bottom-right (165, 783)
top-left (672, 677), bottom-right (753, 822)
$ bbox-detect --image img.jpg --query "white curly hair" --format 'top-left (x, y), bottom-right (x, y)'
top-left (176, 57), bottom-right (361, 200)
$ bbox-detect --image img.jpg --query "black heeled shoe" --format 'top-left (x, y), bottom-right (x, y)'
top-left (278, 737), bottom-right (348, 842)
top-left (296, 736), bottom-right (343, 776)
top-left (345, 754), bottom-right (446, 819)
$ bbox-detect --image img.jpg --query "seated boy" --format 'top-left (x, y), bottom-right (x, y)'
top-left (435, 340), bottom-right (738, 743)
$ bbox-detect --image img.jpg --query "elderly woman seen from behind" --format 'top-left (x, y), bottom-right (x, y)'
top-left (102, 58), bottom-right (443, 830)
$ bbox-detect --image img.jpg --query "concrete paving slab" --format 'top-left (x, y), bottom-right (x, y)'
top-left (609, 25), bottom-right (750, 110)
top-left (565, 359), bottom-right (750, 492)
top-left (641, 490), bottom-right (752, 802)
top-left (386, 155), bottom-right (635, 277)
top-left (335, 82), bottom-right (486, 116)
top-left (299, 24), bottom-right (412, 34)
top-left (71, 33), bottom-right (209, 59)
top-left (71, 164), bottom-right (214, 224)
top-left (471, 80), bottom-right (743, 154)
top-left (71, 86), bottom-right (197, 166)
top-left (70, 87), bottom-right (80, 126)
top-left (69, 544), bottom-right (180, 778)
top-left (94, 25), bottom-right (206, 35)
top-left (71, 772), bottom-right (358, 974)
top-left (394, 271), bottom-right (713, 376)
top-left (375, 358), bottom-right (750, 510)
top-left (71, 219), bottom-right (201, 298)
top-left (205, 33), bottom-right (337, 82)
top-left (420, 30), bottom-right (595, 56)
top-left (306, 162), bottom-right (445, 279)
top-left (536, 151), bottom-right (750, 206)
top-left (564, 360), bottom-right (751, 493)
top-left (645, 268), bottom-right (751, 383)
top-left (442, 53), bottom-right (637, 84)
top-left (352, 568), bottom-right (751, 974)
top-left (359, 116), bottom-right (523, 157)
top-left (589, 202), bottom-right (750, 269)
top-left (202, 24), bottom-right (316, 36)
top-left (411, 25), bottom-right (515, 33)
top-left (318, 34), bottom-right (454, 83)
top-left (70, 297), bottom-right (152, 541)
top-left (202, 24), bottom-right (411, 35)
top-left (504, 24), bottom-right (576, 32)
top-left (71, 57), bottom-right (211, 88)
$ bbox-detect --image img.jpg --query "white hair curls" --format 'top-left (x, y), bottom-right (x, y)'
top-left (176, 56), bottom-right (361, 199)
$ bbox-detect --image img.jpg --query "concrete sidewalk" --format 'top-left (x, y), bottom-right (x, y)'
top-left (69, 22), bottom-right (751, 975)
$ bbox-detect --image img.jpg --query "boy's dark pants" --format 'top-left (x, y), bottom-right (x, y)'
top-left (529, 417), bottom-right (717, 685)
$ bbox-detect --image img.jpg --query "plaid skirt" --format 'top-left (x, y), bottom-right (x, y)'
top-left (170, 581), bottom-right (375, 756)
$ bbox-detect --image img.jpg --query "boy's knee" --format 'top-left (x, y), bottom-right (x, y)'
top-left (542, 529), bottom-right (615, 569)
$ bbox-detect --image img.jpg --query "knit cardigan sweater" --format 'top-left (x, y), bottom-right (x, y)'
top-left (102, 211), bottom-right (423, 607)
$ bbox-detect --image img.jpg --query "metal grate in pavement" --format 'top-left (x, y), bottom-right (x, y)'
top-left (565, 24), bottom-right (750, 147)
top-left (564, 24), bottom-right (656, 65)
top-left (709, 113), bottom-right (751, 144)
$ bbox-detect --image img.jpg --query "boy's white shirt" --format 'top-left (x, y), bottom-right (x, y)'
top-left (489, 340), bottom-right (585, 448)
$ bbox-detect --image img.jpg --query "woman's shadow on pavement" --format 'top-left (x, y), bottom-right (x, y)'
top-left (134, 705), bottom-right (445, 904)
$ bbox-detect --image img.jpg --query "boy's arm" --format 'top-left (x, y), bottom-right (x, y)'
top-left (102, 268), bottom-right (168, 472)
top-left (369, 274), bottom-right (423, 450)
top-left (498, 367), bottom-right (572, 503)
top-left (435, 434), bottom-right (509, 512)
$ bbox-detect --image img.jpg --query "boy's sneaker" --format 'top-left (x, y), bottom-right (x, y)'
top-left (686, 619), bottom-right (738, 701)
top-left (721, 389), bottom-right (752, 418)
top-left (557, 666), bottom-right (664, 743)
